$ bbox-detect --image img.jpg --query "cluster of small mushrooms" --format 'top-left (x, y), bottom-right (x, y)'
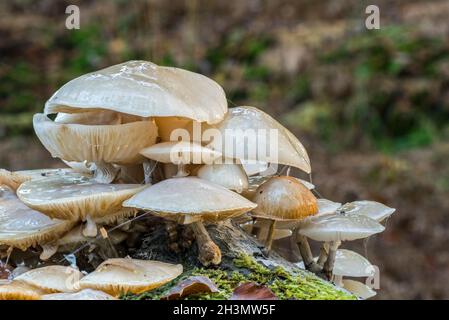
top-left (0, 60), bottom-right (395, 300)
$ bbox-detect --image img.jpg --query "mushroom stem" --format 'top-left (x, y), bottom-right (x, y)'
top-left (165, 221), bottom-right (180, 253)
top-left (5, 247), bottom-right (13, 267)
top-left (143, 160), bottom-right (155, 184)
top-left (323, 240), bottom-right (341, 280)
top-left (92, 162), bottom-right (120, 183)
top-left (263, 219), bottom-right (276, 254)
top-left (174, 164), bottom-right (189, 178)
top-left (190, 221), bottom-right (221, 266)
top-left (40, 244), bottom-right (59, 260)
top-left (83, 215), bottom-right (98, 237)
top-left (333, 275), bottom-right (344, 287)
top-left (296, 233), bottom-right (321, 273)
top-left (317, 242), bottom-right (330, 267)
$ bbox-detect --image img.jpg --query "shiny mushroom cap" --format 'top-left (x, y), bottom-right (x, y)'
top-left (140, 141), bottom-right (221, 165)
top-left (17, 174), bottom-right (144, 221)
top-left (298, 213), bottom-right (385, 242)
top-left (342, 279), bottom-right (377, 299)
top-left (79, 258), bottom-right (183, 296)
top-left (332, 249), bottom-right (375, 277)
top-left (197, 163), bottom-right (249, 193)
top-left (44, 60), bottom-right (227, 124)
top-left (338, 200), bottom-right (396, 222)
top-left (14, 168), bottom-right (86, 181)
top-left (15, 265), bottom-right (84, 293)
top-left (33, 113), bottom-right (158, 165)
top-left (207, 106), bottom-right (311, 173)
top-left (0, 186), bottom-right (75, 250)
top-left (123, 177), bottom-right (257, 224)
top-left (0, 281), bottom-right (44, 300)
top-left (252, 176), bottom-right (318, 221)
top-left (42, 288), bottom-right (117, 300)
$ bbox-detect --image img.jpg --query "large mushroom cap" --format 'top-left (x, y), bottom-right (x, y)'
top-left (17, 174), bottom-right (144, 221)
top-left (298, 213), bottom-right (385, 242)
top-left (0, 186), bottom-right (75, 250)
top-left (14, 168), bottom-right (86, 181)
top-left (207, 106), bottom-right (311, 173)
top-left (79, 258), bottom-right (183, 296)
top-left (252, 176), bottom-right (318, 221)
top-left (124, 177), bottom-right (257, 223)
top-left (15, 265), bottom-right (84, 293)
top-left (34, 113), bottom-right (158, 165)
top-left (0, 281), bottom-right (44, 300)
top-left (42, 288), bottom-right (117, 300)
top-left (140, 141), bottom-right (221, 165)
top-left (44, 60), bottom-right (227, 124)
top-left (338, 200), bottom-right (396, 222)
top-left (197, 163), bottom-right (249, 193)
top-left (332, 249), bottom-right (375, 277)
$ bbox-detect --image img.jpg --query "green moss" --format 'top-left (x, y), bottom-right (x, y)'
top-left (124, 254), bottom-right (355, 300)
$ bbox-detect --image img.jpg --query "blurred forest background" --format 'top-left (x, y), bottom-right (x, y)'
top-left (1, 0), bottom-right (449, 299)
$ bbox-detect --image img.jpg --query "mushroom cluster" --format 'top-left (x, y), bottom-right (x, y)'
top-left (0, 60), bottom-right (395, 300)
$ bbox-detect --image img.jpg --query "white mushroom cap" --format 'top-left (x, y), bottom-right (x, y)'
top-left (123, 177), bottom-right (257, 224)
top-left (295, 178), bottom-right (315, 190)
top-left (240, 161), bottom-right (269, 176)
top-left (316, 199), bottom-right (342, 216)
top-left (34, 113), bottom-right (158, 165)
top-left (298, 213), bottom-right (385, 242)
top-left (44, 60), bottom-right (227, 124)
top-left (0, 186), bottom-right (75, 250)
top-left (17, 174), bottom-right (144, 221)
top-left (207, 106), bottom-right (311, 173)
top-left (338, 200), bottom-right (396, 222)
top-left (14, 168), bottom-right (86, 181)
top-left (342, 279), bottom-right (377, 299)
top-left (15, 265), bottom-right (84, 293)
top-left (55, 110), bottom-right (121, 125)
top-left (332, 249), bottom-right (375, 277)
top-left (0, 281), bottom-right (44, 300)
top-left (140, 141), bottom-right (221, 165)
top-left (42, 288), bottom-right (117, 300)
top-left (197, 163), bottom-right (249, 193)
top-left (78, 258), bottom-right (183, 296)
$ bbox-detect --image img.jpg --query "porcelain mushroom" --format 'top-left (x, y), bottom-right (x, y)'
top-left (16, 174), bottom-right (144, 237)
top-left (78, 258), bottom-right (183, 296)
top-left (42, 288), bottom-right (117, 300)
top-left (342, 279), bottom-right (377, 299)
top-left (338, 200), bottom-right (396, 223)
top-left (124, 177), bottom-right (257, 266)
top-left (297, 213), bottom-right (384, 278)
top-left (197, 163), bottom-right (249, 193)
top-left (251, 176), bottom-right (318, 253)
top-left (33, 113), bottom-right (158, 183)
top-left (0, 185), bottom-right (75, 252)
top-left (140, 141), bottom-right (222, 178)
top-left (207, 106), bottom-right (311, 174)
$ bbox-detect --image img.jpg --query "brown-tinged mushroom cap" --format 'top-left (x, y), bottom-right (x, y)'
top-left (15, 265), bottom-right (84, 293)
top-left (44, 60), bottom-right (227, 124)
top-left (0, 186), bottom-right (75, 251)
top-left (197, 163), bottom-right (249, 193)
top-left (78, 258), bottom-right (183, 296)
top-left (207, 106), bottom-right (311, 173)
top-left (0, 169), bottom-right (30, 191)
top-left (17, 174), bottom-right (144, 221)
top-left (0, 281), bottom-right (45, 300)
top-left (42, 288), bottom-right (117, 300)
top-left (34, 113), bottom-right (158, 165)
top-left (251, 176), bottom-right (318, 221)
top-left (123, 177), bottom-right (257, 224)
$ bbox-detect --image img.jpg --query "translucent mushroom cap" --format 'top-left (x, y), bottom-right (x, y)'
top-left (33, 113), bottom-right (158, 165)
top-left (316, 199), bottom-right (342, 216)
top-left (298, 213), bottom-right (385, 242)
top-left (79, 258), bottom-right (183, 296)
top-left (17, 174), bottom-right (144, 221)
top-left (42, 288), bottom-right (117, 300)
top-left (342, 279), bottom-right (377, 299)
top-left (140, 141), bottom-right (221, 165)
top-left (0, 281), bottom-right (44, 300)
top-left (252, 176), bottom-right (318, 221)
top-left (197, 163), bottom-right (249, 193)
top-left (338, 200), bottom-right (396, 222)
top-left (333, 249), bottom-right (375, 277)
top-left (123, 177), bottom-right (257, 224)
top-left (207, 106), bottom-right (311, 173)
top-left (15, 265), bottom-right (84, 293)
top-left (0, 169), bottom-right (30, 190)
top-left (0, 186), bottom-right (75, 250)
top-left (55, 110), bottom-right (122, 125)
top-left (44, 60), bottom-right (227, 124)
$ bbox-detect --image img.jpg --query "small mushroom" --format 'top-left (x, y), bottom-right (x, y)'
top-left (42, 288), bottom-right (117, 300)
top-left (0, 281), bottom-right (45, 300)
top-left (124, 177), bottom-right (257, 266)
top-left (341, 279), bottom-right (377, 299)
top-left (0, 185), bottom-right (75, 252)
top-left (140, 141), bottom-right (222, 177)
top-left (197, 163), bottom-right (249, 193)
top-left (33, 113), bottom-right (158, 183)
top-left (251, 176), bottom-right (318, 253)
top-left (15, 265), bottom-right (84, 293)
top-left (338, 200), bottom-right (396, 222)
top-left (17, 174), bottom-right (144, 236)
top-left (78, 258), bottom-right (183, 296)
